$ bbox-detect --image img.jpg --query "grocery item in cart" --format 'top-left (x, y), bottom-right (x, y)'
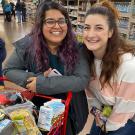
top-left (9, 108), bottom-right (42, 135)
top-left (0, 119), bottom-right (15, 135)
top-left (0, 90), bottom-right (24, 106)
top-left (38, 99), bottom-right (65, 131)
top-left (0, 109), bottom-right (5, 120)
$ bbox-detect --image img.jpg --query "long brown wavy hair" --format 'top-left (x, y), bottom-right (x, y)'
top-left (84, 0), bottom-right (135, 87)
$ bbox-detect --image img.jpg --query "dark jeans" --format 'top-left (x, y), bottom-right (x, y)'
top-left (0, 68), bottom-right (4, 86)
top-left (88, 119), bottom-right (135, 135)
top-left (5, 11), bottom-right (11, 22)
top-left (11, 10), bottom-right (15, 18)
top-left (22, 11), bottom-right (26, 22)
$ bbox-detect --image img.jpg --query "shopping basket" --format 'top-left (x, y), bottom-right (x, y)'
top-left (0, 77), bottom-right (72, 135)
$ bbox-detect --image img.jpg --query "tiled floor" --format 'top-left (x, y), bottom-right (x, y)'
top-left (0, 15), bottom-right (93, 135)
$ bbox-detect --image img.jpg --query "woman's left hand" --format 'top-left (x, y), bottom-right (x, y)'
top-left (26, 77), bottom-right (37, 92)
top-left (95, 114), bottom-right (103, 127)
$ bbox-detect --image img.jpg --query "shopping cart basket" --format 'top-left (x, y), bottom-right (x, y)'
top-left (0, 77), bottom-right (72, 135)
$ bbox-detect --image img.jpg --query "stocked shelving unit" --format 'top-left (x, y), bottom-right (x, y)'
top-left (24, 0), bottom-right (38, 23)
top-left (25, 0), bottom-right (64, 23)
top-left (64, 0), bottom-right (78, 30)
top-left (63, 0), bottom-right (135, 43)
top-left (113, 0), bottom-right (135, 44)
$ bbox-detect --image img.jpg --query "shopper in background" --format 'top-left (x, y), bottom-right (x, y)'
top-left (10, 0), bottom-right (16, 19)
top-left (15, 0), bottom-right (22, 23)
top-left (0, 33), bottom-right (7, 86)
top-left (83, 1), bottom-right (135, 135)
top-left (3, 1), bottom-right (12, 22)
top-left (4, 1), bottom-right (90, 134)
top-left (21, 0), bottom-right (26, 22)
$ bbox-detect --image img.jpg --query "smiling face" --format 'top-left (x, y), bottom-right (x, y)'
top-left (83, 14), bottom-right (113, 59)
top-left (42, 9), bottom-right (68, 53)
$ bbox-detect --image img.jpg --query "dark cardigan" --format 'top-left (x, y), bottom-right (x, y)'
top-left (0, 38), bottom-right (6, 85)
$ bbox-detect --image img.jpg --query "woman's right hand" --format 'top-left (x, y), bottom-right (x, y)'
top-left (44, 68), bottom-right (52, 77)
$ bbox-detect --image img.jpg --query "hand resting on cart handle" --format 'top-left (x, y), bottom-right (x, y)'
top-left (26, 68), bottom-right (52, 91)
top-left (26, 77), bottom-right (36, 92)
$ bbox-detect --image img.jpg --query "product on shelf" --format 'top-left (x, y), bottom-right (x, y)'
top-left (129, 23), bottom-right (135, 40)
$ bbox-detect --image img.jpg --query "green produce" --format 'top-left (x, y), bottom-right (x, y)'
top-left (102, 105), bottom-right (112, 117)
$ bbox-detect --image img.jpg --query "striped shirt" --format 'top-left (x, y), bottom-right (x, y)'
top-left (86, 53), bottom-right (135, 131)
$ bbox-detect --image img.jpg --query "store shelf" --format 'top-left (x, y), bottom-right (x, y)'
top-left (69, 14), bottom-right (77, 18)
top-left (120, 12), bottom-right (131, 18)
top-left (71, 21), bottom-right (77, 26)
top-left (78, 11), bottom-right (86, 15)
top-left (113, 0), bottom-right (135, 43)
top-left (69, 6), bottom-right (78, 10)
top-left (119, 28), bottom-right (129, 34)
top-left (130, 17), bottom-right (135, 23)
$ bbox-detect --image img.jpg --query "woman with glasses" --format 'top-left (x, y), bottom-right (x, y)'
top-left (3, 1), bottom-right (90, 134)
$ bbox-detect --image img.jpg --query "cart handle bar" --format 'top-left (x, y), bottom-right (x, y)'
top-left (0, 76), bottom-right (72, 103)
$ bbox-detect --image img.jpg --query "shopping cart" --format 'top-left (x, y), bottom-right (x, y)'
top-left (0, 77), bottom-right (72, 135)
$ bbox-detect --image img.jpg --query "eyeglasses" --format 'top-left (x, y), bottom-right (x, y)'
top-left (43, 18), bottom-right (68, 28)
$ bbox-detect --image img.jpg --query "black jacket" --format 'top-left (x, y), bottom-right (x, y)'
top-left (0, 38), bottom-right (6, 85)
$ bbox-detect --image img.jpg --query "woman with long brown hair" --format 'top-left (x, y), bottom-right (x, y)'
top-left (83, 1), bottom-right (135, 135)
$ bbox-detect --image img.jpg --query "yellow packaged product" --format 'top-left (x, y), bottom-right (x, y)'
top-left (9, 108), bottom-right (41, 135)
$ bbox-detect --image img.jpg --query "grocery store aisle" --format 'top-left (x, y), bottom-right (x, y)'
top-left (0, 15), bottom-right (33, 61)
top-left (0, 14), bottom-right (93, 135)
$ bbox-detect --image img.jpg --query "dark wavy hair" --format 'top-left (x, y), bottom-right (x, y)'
top-left (28, 0), bottom-right (78, 72)
top-left (84, 1), bottom-right (135, 87)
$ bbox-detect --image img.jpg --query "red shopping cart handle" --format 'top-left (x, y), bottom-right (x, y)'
top-left (0, 76), bottom-right (72, 102)
top-left (0, 76), bottom-right (8, 81)
top-left (35, 91), bottom-right (72, 103)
